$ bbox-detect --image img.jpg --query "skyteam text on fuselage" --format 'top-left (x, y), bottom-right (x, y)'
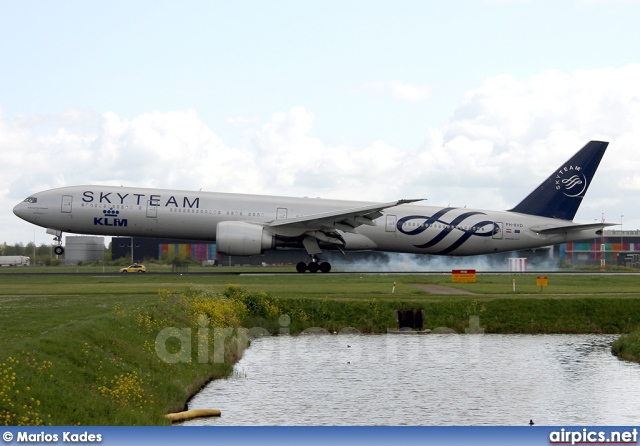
top-left (13, 141), bottom-right (613, 273)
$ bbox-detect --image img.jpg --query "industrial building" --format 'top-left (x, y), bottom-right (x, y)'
top-left (563, 229), bottom-right (640, 267)
top-left (110, 229), bottom-right (640, 269)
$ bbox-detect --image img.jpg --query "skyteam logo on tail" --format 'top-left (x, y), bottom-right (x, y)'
top-left (556, 164), bottom-right (587, 197)
top-left (94, 208), bottom-right (128, 227)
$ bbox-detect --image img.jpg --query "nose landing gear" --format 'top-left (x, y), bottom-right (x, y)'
top-left (47, 229), bottom-right (65, 255)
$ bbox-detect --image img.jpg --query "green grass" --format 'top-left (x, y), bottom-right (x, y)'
top-left (0, 280), bottom-right (245, 426)
top-left (2, 269), bottom-right (640, 425)
top-left (612, 331), bottom-right (640, 362)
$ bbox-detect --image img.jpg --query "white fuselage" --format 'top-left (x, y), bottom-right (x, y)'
top-left (13, 185), bottom-right (603, 256)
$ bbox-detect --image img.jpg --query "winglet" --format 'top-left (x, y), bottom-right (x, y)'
top-left (397, 198), bottom-right (426, 206)
top-left (509, 141), bottom-right (608, 221)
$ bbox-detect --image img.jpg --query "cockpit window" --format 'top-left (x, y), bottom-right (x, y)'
top-left (24, 197), bottom-right (37, 203)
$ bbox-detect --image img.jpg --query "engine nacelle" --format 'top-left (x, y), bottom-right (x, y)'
top-left (216, 221), bottom-right (275, 256)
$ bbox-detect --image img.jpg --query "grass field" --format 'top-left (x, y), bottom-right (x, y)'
top-left (3, 269), bottom-right (640, 341)
top-left (1, 268), bottom-right (639, 425)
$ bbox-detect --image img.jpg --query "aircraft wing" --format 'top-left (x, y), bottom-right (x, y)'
top-left (267, 198), bottom-right (424, 233)
top-left (530, 222), bottom-right (617, 235)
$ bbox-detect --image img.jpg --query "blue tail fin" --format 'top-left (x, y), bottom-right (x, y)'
top-left (509, 141), bottom-right (608, 220)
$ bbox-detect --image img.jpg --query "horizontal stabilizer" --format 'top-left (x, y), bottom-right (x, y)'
top-left (530, 222), bottom-right (617, 235)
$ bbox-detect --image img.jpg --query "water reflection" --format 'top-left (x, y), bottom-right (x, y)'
top-left (183, 334), bottom-right (640, 426)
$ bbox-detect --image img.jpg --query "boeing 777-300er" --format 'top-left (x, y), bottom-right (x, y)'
top-left (14, 141), bottom-right (614, 272)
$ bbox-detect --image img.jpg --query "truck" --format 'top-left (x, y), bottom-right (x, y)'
top-left (0, 256), bottom-right (30, 267)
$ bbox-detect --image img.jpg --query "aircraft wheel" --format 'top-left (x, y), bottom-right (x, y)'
top-left (54, 246), bottom-right (64, 255)
top-left (308, 262), bottom-right (319, 273)
top-left (296, 262), bottom-right (308, 273)
top-left (319, 262), bottom-right (331, 273)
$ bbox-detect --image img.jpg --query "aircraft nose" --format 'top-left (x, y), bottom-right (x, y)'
top-left (13, 199), bottom-right (38, 223)
top-left (14, 194), bottom-right (49, 224)
top-left (13, 201), bottom-right (28, 220)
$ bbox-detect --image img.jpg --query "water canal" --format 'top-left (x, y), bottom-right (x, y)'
top-left (184, 334), bottom-right (640, 425)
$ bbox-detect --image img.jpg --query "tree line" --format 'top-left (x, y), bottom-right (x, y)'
top-left (1, 241), bottom-right (112, 264)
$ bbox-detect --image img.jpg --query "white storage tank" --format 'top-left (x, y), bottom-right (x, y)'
top-left (64, 236), bottom-right (105, 265)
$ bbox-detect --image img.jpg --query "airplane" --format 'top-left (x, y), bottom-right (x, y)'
top-left (13, 141), bottom-right (614, 273)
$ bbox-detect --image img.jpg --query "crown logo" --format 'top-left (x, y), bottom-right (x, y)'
top-left (103, 208), bottom-right (120, 217)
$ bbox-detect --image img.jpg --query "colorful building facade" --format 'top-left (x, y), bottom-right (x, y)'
top-left (159, 243), bottom-right (217, 261)
top-left (561, 230), bottom-right (640, 266)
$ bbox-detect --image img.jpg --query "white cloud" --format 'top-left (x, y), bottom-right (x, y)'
top-left (3, 64), bottom-right (640, 244)
top-left (438, 65), bottom-right (640, 220)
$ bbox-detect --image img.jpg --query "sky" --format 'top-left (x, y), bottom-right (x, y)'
top-left (2, 0), bottom-right (640, 246)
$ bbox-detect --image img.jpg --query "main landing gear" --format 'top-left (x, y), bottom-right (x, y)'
top-left (296, 255), bottom-right (331, 273)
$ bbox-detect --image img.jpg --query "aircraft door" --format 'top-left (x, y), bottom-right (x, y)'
top-left (492, 222), bottom-right (503, 239)
top-left (276, 208), bottom-right (287, 220)
top-left (386, 215), bottom-right (397, 232)
top-left (146, 201), bottom-right (158, 218)
top-left (61, 195), bottom-right (73, 213)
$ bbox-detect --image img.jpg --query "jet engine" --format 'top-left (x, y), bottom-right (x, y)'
top-left (216, 221), bottom-right (275, 256)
